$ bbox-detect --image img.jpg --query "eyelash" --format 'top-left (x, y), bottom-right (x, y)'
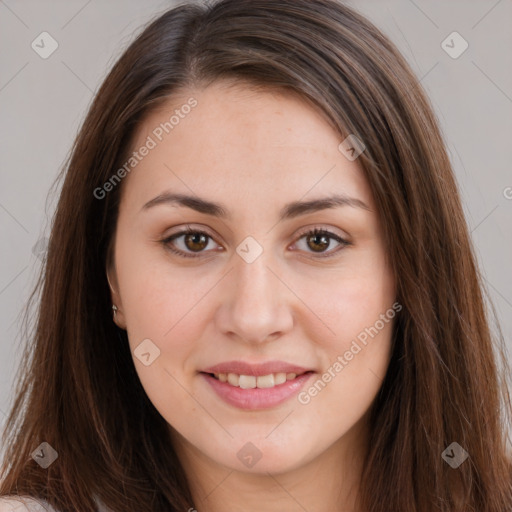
top-left (161, 226), bottom-right (351, 259)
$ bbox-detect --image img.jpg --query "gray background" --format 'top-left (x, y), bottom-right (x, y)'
top-left (1, 0), bottom-right (511, 453)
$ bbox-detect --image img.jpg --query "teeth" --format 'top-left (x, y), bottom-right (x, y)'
top-left (239, 375), bottom-right (256, 389)
top-left (256, 374), bottom-right (275, 388)
top-left (214, 372), bottom-right (300, 388)
top-left (227, 373), bottom-right (239, 386)
top-left (274, 372), bottom-right (287, 385)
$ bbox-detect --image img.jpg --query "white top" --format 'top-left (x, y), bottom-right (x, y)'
top-left (0, 497), bottom-right (56, 512)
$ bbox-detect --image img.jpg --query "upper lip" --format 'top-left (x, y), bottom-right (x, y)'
top-left (202, 360), bottom-right (312, 377)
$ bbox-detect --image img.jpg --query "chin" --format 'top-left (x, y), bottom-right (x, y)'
top-left (211, 434), bottom-right (318, 475)
top-left (230, 452), bottom-right (309, 475)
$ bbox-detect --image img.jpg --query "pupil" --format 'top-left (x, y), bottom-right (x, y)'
top-left (186, 233), bottom-right (207, 251)
top-left (310, 234), bottom-right (328, 252)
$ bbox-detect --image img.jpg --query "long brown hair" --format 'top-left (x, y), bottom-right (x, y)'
top-left (1, 1), bottom-right (511, 510)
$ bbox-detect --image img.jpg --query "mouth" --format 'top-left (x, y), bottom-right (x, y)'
top-left (199, 361), bottom-right (315, 410)
top-left (203, 370), bottom-right (314, 389)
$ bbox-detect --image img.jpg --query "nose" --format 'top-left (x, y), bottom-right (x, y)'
top-left (214, 250), bottom-right (295, 345)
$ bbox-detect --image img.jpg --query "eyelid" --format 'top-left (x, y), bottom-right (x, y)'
top-left (161, 225), bottom-right (221, 259)
top-left (290, 226), bottom-right (351, 259)
top-left (161, 224), bottom-right (351, 259)
top-left (293, 224), bottom-right (350, 243)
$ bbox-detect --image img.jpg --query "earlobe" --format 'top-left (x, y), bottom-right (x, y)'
top-left (106, 266), bottom-right (127, 330)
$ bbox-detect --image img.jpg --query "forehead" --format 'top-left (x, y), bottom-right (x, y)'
top-left (119, 80), bottom-right (374, 217)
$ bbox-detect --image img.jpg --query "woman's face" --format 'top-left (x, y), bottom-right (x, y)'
top-left (108, 80), bottom-right (397, 474)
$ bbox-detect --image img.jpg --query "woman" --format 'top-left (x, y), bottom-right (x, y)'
top-left (1, 0), bottom-right (511, 510)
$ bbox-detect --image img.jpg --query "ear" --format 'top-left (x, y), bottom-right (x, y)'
top-left (106, 262), bottom-right (127, 330)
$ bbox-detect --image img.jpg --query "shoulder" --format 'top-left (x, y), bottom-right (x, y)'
top-left (0, 497), bottom-right (57, 512)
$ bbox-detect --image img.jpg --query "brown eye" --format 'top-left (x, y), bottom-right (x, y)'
top-left (183, 232), bottom-right (209, 252)
top-left (162, 226), bottom-right (349, 260)
top-left (306, 232), bottom-right (331, 252)
top-left (162, 228), bottom-right (218, 258)
top-left (294, 228), bottom-right (350, 258)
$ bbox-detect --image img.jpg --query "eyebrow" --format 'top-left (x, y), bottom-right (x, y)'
top-left (141, 191), bottom-right (370, 221)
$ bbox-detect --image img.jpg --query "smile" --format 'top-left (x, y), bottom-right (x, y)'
top-left (200, 362), bottom-right (315, 410)
top-left (211, 371), bottom-right (304, 389)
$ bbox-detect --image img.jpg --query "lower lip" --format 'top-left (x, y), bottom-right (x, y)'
top-left (201, 372), bottom-right (313, 410)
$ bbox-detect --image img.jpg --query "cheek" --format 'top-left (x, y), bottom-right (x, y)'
top-left (115, 242), bottom-right (221, 371)
top-left (296, 252), bottom-right (395, 405)
top-left (301, 259), bottom-right (395, 348)
top-left (297, 299), bottom-right (395, 436)
top-left (115, 256), bottom-right (213, 420)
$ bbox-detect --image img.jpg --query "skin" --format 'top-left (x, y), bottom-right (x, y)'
top-left (107, 80), bottom-right (396, 512)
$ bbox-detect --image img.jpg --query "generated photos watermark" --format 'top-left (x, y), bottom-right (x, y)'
top-left (93, 97), bottom-right (198, 200)
top-left (298, 301), bottom-right (402, 405)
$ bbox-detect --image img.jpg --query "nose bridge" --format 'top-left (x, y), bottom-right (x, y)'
top-left (235, 246), bottom-right (279, 313)
top-left (218, 245), bottom-right (293, 343)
